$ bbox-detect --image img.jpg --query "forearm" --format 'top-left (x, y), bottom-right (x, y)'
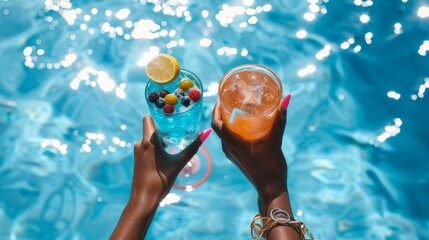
top-left (110, 195), bottom-right (160, 240)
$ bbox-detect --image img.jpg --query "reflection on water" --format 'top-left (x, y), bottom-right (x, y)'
top-left (1, 0), bottom-right (429, 239)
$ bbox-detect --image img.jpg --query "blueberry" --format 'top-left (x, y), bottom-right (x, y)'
top-left (148, 92), bottom-right (159, 103)
top-left (155, 99), bottom-right (166, 108)
top-left (181, 97), bottom-right (191, 107)
top-left (174, 89), bottom-right (185, 98)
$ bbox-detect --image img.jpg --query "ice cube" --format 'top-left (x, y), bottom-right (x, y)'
top-left (223, 75), bottom-right (250, 107)
top-left (249, 85), bottom-right (267, 105)
top-left (262, 88), bottom-right (277, 104)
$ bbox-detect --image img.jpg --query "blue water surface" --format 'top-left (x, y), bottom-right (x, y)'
top-left (1, 0), bottom-right (429, 239)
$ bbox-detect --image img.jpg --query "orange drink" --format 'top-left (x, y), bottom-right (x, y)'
top-left (219, 65), bottom-right (282, 140)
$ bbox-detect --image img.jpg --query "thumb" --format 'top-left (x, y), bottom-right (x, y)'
top-left (178, 128), bottom-right (212, 165)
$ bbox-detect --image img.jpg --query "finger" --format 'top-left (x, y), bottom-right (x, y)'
top-left (269, 95), bottom-right (290, 138)
top-left (143, 115), bottom-right (156, 140)
top-left (278, 94), bottom-right (291, 126)
top-left (179, 128), bottom-right (212, 164)
top-left (211, 102), bottom-right (224, 137)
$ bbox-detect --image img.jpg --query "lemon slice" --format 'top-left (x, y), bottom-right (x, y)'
top-left (145, 54), bottom-right (180, 84)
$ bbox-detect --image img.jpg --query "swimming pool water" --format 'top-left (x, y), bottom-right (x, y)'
top-left (1, 0), bottom-right (429, 239)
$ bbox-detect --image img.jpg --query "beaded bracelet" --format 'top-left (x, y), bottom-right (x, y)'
top-left (250, 208), bottom-right (313, 240)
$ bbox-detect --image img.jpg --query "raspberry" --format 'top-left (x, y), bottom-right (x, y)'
top-left (165, 94), bottom-right (178, 105)
top-left (163, 104), bottom-right (175, 114)
top-left (155, 99), bottom-right (165, 108)
top-left (188, 89), bottom-right (201, 102)
top-left (159, 90), bottom-right (170, 98)
top-left (175, 89), bottom-right (185, 98)
top-left (148, 92), bottom-right (159, 103)
top-left (181, 96), bottom-right (191, 107)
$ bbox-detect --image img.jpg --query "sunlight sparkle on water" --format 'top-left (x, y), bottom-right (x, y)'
top-left (137, 47), bottom-right (160, 67)
top-left (365, 32), bottom-right (373, 44)
top-left (70, 67), bottom-right (126, 98)
top-left (414, 78), bottom-right (429, 99)
top-left (41, 138), bottom-right (68, 155)
top-left (243, 0), bottom-right (254, 7)
top-left (353, 45), bottom-right (361, 53)
top-left (417, 6), bottom-right (429, 18)
top-left (309, 4), bottom-right (320, 13)
top-left (115, 8), bottom-right (130, 20)
top-left (248, 16), bottom-right (258, 24)
top-left (215, 3), bottom-right (270, 27)
top-left (23, 47), bottom-right (32, 56)
top-left (160, 193), bottom-right (181, 207)
top-left (340, 42), bottom-right (350, 50)
top-left (315, 45), bottom-right (331, 60)
top-left (217, 47), bottom-right (238, 56)
top-left (303, 12), bottom-right (316, 21)
top-left (131, 20), bottom-right (161, 39)
top-left (200, 38), bottom-right (212, 47)
top-left (377, 118), bottom-right (402, 143)
top-left (387, 91), bottom-right (401, 100)
top-left (360, 14), bottom-right (370, 23)
top-left (418, 40), bottom-right (429, 56)
top-left (296, 29), bottom-right (308, 39)
top-left (298, 64), bottom-right (317, 77)
top-left (394, 23), bottom-right (402, 34)
top-left (61, 53), bottom-right (77, 67)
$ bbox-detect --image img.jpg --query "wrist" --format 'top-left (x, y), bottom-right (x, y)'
top-left (128, 190), bottom-right (162, 216)
top-left (258, 191), bottom-right (294, 219)
top-left (257, 183), bottom-right (287, 203)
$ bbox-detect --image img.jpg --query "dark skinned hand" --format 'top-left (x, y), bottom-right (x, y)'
top-left (211, 95), bottom-right (300, 240)
top-left (211, 99), bottom-right (289, 202)
top-left (111, 115), bottom-right (211, 240)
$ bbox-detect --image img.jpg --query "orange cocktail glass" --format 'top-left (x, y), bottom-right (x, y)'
top-left (219, 64), bottom-right (282, 140)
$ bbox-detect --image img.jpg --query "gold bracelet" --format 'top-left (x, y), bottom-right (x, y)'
top-left (250, 208), bottom-right (313, 240)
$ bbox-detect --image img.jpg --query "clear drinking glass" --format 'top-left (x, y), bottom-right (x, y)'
top-left (218, 64), bottom-right (283, 140)
top-left (145, 69), bottom-right (203, 150)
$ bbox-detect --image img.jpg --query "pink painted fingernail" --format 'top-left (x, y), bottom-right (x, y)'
top-left (200, 128), bottom-right (212, 142)
top-left (281, 94), bottom-right (291, 111)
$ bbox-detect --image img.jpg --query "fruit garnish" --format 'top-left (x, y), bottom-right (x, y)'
top-left (188, 89), bottom-right (201, 102)
top-left (163, 104), bottom-right (175, 114)
top-left (174, 89), bottom-right (185, 98)
top-left (181, 96), bottom-right (191, 107)
top-left (165, 94), bottom-right (178, 105)
top-left (145, 54), bottom-right (180, 84)
top-left (148, 92), bottom-right (159, 103)
top-left (159, 89), bottom-right (170, 98)
top-left (155, 99), bottom-right (165, 108)
top-left (178, 79), bottom-right (194, 91)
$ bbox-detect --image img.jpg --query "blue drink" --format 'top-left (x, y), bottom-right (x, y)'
top-left (145, 69), bottom-right (203, 150)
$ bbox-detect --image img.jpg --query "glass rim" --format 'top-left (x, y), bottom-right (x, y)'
top-left (145, 69), bottom-right (203, 116)
top-left (218, 64), bottom-right (283, 115)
